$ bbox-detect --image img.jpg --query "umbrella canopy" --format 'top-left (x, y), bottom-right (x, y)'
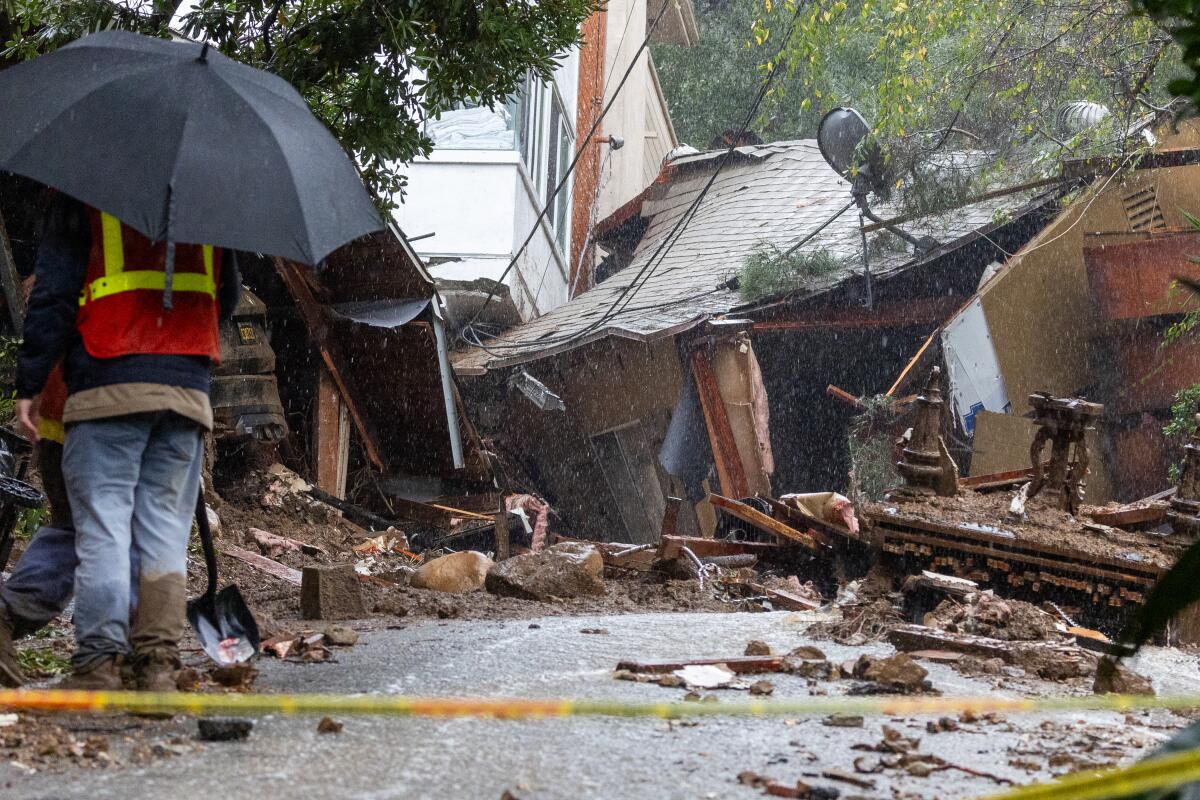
top-left (0, 30), bottom-right (381, 265)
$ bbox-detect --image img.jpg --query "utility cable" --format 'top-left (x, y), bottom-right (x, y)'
top-left (456, 0), bottom-right (676, 345)
top-left (475, 0), bottom-right (808, 354)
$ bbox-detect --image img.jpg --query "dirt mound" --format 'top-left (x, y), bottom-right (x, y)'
top-left (924, 592), bottom-right (1063, 641)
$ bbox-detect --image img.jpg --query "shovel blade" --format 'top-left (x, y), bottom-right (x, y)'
top-left (187, 585), bottom-right (261, 666)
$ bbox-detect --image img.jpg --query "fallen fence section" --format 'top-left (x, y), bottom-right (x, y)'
top-left (2, 688), bottom-right (1200, 720)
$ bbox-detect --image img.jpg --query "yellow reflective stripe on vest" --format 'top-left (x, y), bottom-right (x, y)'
top-left (87, 270), bottom-right (216, 302)
top-left (84, 213), bottom-right (217, 305)
top-left (37, 418), bottom-right (64, 444)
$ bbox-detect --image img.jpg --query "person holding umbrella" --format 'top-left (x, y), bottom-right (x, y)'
top-left (0, 30), bottom-right (381, 688)
top-left (14, 196), bottom-right (240, 690)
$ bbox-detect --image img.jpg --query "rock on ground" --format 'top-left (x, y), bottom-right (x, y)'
top-left (410, 551), bottom-right (495, 593)
top-left (485, 542), bottom-right (605, 601)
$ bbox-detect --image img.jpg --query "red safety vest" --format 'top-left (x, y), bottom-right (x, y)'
top-left (36, 363), bottom-right (67, 444)
top-left (76, 208), bottom-right (222, 362)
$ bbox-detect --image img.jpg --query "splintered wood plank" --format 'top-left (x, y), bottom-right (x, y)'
top-left (746, 582), bottom-right (823, 611)
top-left (273, 257), bottom-right (385, 470)
top-left (219, 544), bottom-right (303, 586)
top-left (691, 348), bottom-right (750, 498)
top-left (708, 493), bottom-right (820, 551)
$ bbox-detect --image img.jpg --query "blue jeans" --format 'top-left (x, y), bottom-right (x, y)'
top-left (63, 412), bottom-right (202, 668)
top-left (0, 526), bottom-right (140, 639)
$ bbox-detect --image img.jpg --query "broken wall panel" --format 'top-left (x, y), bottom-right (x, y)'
top-left (711, 335), bottom-right (774, 497)
top-left (1084, 230), bottom-right (1200, 321)
top-left (980, 165), bottom-right (1200, 406)
top-left (940, 297), bottom-right (1011, 435)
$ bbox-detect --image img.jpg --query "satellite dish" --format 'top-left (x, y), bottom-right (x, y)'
top-left (817, 107), bottom-right (888, 194)
top-left (817, 108), bottom-right (870, 175)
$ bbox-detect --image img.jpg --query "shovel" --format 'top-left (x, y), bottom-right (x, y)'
top-left (187, 487), bottom-right (260, 665)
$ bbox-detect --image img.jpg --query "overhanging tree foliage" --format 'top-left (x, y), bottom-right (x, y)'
top-left (1, 0), bottom-right (598, 205)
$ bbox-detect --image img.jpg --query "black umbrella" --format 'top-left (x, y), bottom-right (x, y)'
top-left (0, 30), bottom-right (381, 268)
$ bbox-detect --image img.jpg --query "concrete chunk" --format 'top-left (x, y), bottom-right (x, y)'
top-left (301, 564), bottom-right (365, 620)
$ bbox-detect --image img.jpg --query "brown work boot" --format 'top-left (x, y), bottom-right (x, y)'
top-left (130, 573), bottom-right (186, 693)
top-left (0, 613), bottom-right (23, 688)
top-left (132, 648), bottom-right (181, 692)
top-left (59, 657), bottom-right (124, 691)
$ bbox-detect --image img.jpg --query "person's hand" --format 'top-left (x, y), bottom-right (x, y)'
top-left (14, 398), bottom-right (38, 443)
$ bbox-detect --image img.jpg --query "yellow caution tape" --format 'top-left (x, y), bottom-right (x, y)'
top-left (0, 688), bottom-right (1198, 719)
top-left (980, 746), bottom-right (1200, 800)
top-left (5, 690), bottom-right (1200, 800)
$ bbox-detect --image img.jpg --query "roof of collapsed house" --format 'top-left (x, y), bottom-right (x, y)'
top-left (453, 139), bottom-right (1055, 375)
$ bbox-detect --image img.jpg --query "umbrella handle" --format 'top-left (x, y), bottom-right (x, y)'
top-left (194, 485), bottom-right (218, 602)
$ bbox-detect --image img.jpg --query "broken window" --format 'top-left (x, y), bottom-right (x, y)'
top-left (590, 422), bottom-right (667, 544)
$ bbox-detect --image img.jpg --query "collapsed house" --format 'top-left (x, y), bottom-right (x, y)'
top-left (892, 129), bottom-right (1200, 503)
top-left (453, 139), bottom-right (1063, 542)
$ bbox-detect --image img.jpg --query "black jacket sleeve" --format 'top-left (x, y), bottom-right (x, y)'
top-left (15, 196), bottom-right (89, 399)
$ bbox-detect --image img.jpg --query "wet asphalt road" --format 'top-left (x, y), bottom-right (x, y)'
top-left (0, 610), bottom-right (1189, 799)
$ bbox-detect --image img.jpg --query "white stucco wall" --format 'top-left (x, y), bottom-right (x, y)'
top-left (391, 48), bottom-right (580, 321)
top-left (596, 0), bottom-right (679, 220)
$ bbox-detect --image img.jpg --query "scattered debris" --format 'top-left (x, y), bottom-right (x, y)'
top-left (749, 680), bottom-right (775, 695)
top-left (744, 640), bottom-right (773, 656)
top-left (210, 663), bottom-right (259, 690)
top-left (923, 591), bottom-right (1063, 641)
top-left (196, 718), bottom-right (254, 742)
top-left (823, 714), bottom-right (864, 728)
top-left (851, 653), bottom-right (932, 693)
top-left (673, 663), bottom-right (737, 689)
top-left (316, 717), bottom-right (344, 734)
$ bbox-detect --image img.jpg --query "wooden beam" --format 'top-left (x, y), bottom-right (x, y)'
top-left (657, 534), bottom-right (779, 561)
top-left (273, 257), bottom-right (385, 470)
top-left (707, 493), bottom-right (821, 551)
top-left (219, 543), bottom-right (303, 586)
top-left (0, 209), bottom-right (24, 335)
top-left (314, 366), bottom-right (346, 498)
top-left (887, 330), bottom-right (936, 397)
top-left (745, 581), bottom-right (823, 611)
top-left (753, 296), bottom-right (960, 332)
top-left (690, 347), bottom-right (750, 498)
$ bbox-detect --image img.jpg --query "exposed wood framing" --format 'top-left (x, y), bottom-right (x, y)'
top-left (690, 347), bottom-right (750, 498)
top-left (273, 257), bottom-right (384, 470)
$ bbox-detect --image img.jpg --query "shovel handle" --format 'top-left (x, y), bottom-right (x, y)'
top-left (195, 486), bottom-right (218, 602)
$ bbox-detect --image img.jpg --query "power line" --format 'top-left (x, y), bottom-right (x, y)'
top-left (456, 0), bottom-right (676, 344)
top-left (475, 1), bottom-right (808, 354)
